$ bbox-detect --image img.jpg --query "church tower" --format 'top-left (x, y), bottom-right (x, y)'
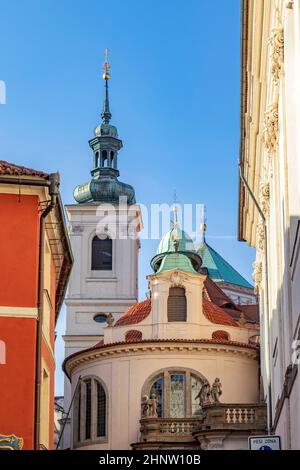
top-left (62, 53), bottom-right (142, 448)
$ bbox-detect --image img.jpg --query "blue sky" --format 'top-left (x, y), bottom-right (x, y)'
top-left (0, 0), bottom-right (254, 395)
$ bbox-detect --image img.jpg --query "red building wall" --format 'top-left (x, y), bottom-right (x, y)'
top-left (0, 192), bottom-right (56, 449)
top-left (0, 193), bottom-right (39, 306)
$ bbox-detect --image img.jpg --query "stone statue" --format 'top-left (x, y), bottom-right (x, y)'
top-left (195, 381), bottom-right (211, 406)
top-left (0, 434), bottom-right (23, 450)
top-left (106, 313), bottom-right (114, 327)
top-left (141, 395), bottom-right (149, 418)
top-left (148, 393), bottom-right (158, 418)
top-left (210, 378), bottom-right (222, 403)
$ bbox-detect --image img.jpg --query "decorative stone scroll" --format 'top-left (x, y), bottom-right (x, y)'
top-left (269, 28), bottom-right (284, 84)
top-left (259, 182), bottom-right (270, 218)
top-left (256, 222), bottom-right (265, 254)
top-left (263, 102), bottom-right (279, 155)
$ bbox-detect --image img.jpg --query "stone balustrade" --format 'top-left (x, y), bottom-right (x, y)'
top-left (137, 403), bottom-right (267, 447)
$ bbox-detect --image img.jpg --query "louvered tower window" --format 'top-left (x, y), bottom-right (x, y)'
top-left (91, 235), bottom-right (112, 270)
top-left (167, 287), bottom-right (187, 322)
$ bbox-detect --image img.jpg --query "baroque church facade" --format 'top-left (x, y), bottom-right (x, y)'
top-left (62, 59), bottom-right (266, 450)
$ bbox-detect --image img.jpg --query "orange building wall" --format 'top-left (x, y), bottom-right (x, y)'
top-left (0, 191), bottom-right (57, 450)
top-left (0, 318), bottom-right (37, 449)
top-left (0, 193), bottom-right (39, 307)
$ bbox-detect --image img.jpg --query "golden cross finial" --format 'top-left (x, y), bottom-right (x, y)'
top-left (173, 190), bottom-right (178, 226)
top-left (200, 205), bottom-right (207, 241)
top-left (103, 48), bottom-right (111, 80)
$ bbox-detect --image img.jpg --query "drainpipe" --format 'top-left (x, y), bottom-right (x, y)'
top-left (56, 375), bottom-right (82, 450)
top-left (238, 163), bottom-right (272, 433)
top-left (34, 172), bottom-right (60, 450)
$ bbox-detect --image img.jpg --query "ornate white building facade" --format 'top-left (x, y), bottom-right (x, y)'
top-left (238, 0), bottom-right (300, 449)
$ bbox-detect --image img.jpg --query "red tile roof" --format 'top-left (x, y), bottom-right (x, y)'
top-left (202, 299), bottom-right (238, 327)
top-left (114, 299), bottom-right (151, 326)
top-left (240, 304), bottom-right (259, 323)
top-left (0, 160), bottom-right (48, 177)
top-left (114, 297), bottom-right (238, 328)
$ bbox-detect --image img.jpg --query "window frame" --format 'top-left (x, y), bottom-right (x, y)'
top-left (91, 235), bottom-right (113, 271)
top-left (73, 376), bottom-right (108, 448)
top-left (142, 368), bottom-right (207, 419)
top-left (167, 287), bottom-right (187, 322)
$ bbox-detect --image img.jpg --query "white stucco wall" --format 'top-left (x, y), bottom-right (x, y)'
top-left (68, 344), bottom-right (259, 450)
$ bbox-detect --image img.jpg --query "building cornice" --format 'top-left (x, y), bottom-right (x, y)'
top-left (63, 338), bottom-right (259, 380)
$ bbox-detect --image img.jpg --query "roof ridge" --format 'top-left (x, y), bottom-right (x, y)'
top-left (0, 159), bottom-right (49, 177)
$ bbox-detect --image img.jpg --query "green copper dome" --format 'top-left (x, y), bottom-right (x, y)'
top-left (156, 252), bottom-right (198, 275)
top-left (151, 225), bottom-right (202, 273)
top-left (157, 227), bottom-right (195, 254)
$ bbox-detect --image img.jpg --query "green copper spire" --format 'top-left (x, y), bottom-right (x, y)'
top-left (73, 50), bottom-right (136, 205)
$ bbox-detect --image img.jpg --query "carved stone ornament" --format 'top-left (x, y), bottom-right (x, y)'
top-left (263, 102), bottom-right (279, 155)
top-left (260, 182), bottom-right (270, 217)
top-left (269, 28), bottom-right (284, 84)
top-left (256, 222), bottom-right (265, 254)
top-left (170, 272), bottom-right (184, 287)
top-left (252, 261), bottom-right (263, 293)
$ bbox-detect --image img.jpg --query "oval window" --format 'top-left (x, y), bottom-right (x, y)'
top-left (94, 314), bottom-right (107, 324)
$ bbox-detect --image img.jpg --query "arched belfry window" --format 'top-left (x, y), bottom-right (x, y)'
top-left (167, 287), bottom-right (187, 322)
top-left (91, 235), bottom-right (112, 271)
top-left (101, 150), bottom-right (108, 167)
top-left (74, 377), bottom-right (107, 446)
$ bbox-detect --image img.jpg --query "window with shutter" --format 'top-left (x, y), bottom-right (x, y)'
top-left (167, 287), bottom-right (187, 322)
top-left (91, 235), bottom-right (112, 270)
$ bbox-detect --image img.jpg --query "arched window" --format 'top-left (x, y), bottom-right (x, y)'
top-left (91, 235), bottom-right (112, 271)
top-left (212, 330), bottom-right (230, 341)
top-left (143, 369), bottom-right (205, 419)
top-left (74, 377), bottom-right (107, 446)
top-left (101, 150), bottom-right (108, 166)
top-left (167, 287), bottom-right (187, 322)
top-left (110, 151), bottom-right (114, 167)
top-left (94, 151), bottom-right (99, 168)
top-left (125, 330), bottom-right (142, 342)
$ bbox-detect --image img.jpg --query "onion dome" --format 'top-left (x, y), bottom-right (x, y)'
top-left (151, 224), bottom-right (202, 273)
top-left (157, 227), bottom-right (195, 254)
top-left (156, 252), bottom-right (198, 275)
